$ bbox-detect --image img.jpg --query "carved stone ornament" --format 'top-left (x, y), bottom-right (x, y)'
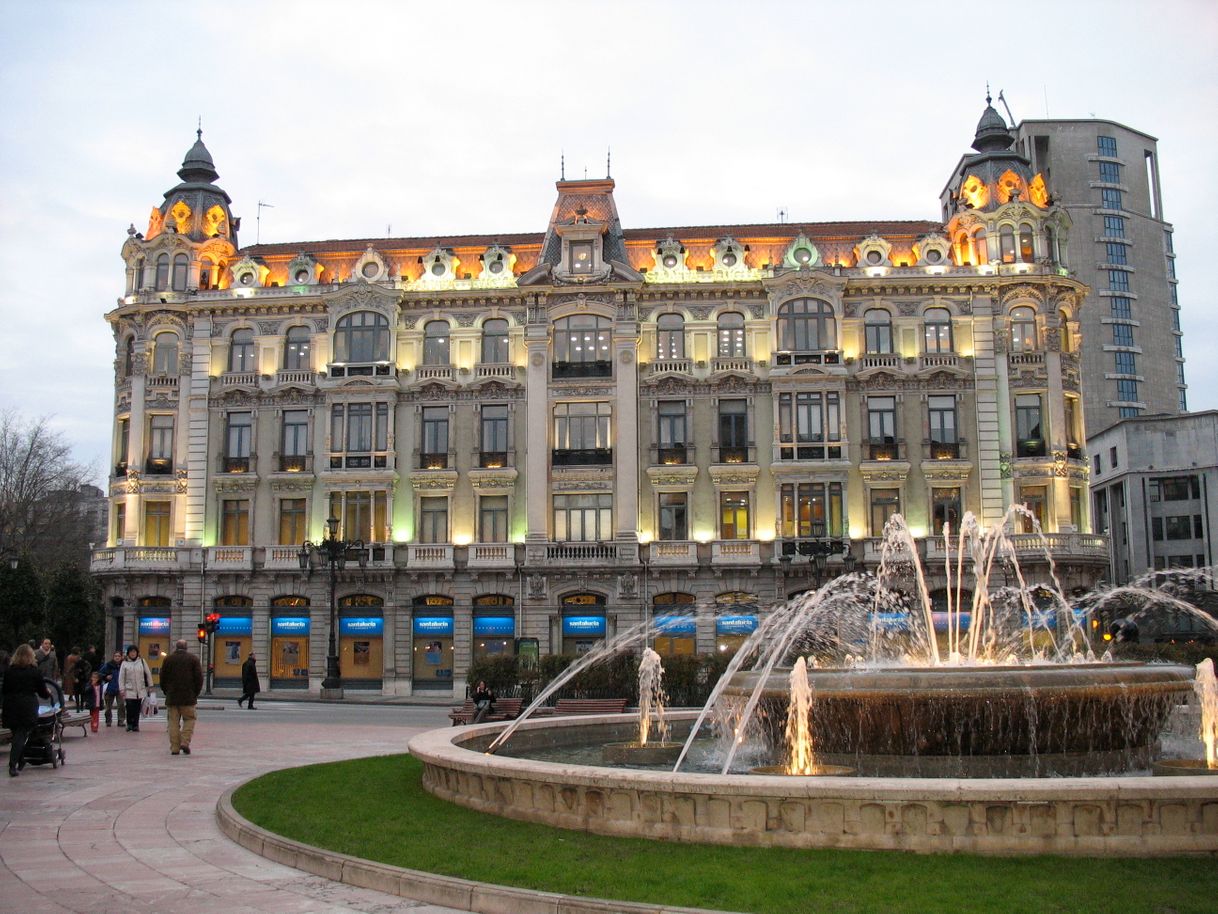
top-left (270, 478), bottom-right (315, 493)
top-left (853, 234), bottom-right (893, 268)
top-left (859, 465), bottom-right (911, 484)
top-left (287, 252), bottom-right (318, 285)
top-left (456, 312), bottom-right (478, 328)
top-left (913, 233), bottom-right (951, 267)
top-left (353, 245), bottom-right (390, 282)
top-left (923, 464), bottom-right (972, 482)
top-left (1053, 450), bottom-right (1069, 478)
top-left (531, 352), bottom-right (545, 367)
top-left (765, 271), bottom-right (846, 310)
top-left (708, 466), bottom-right (759, 489)
top-left (688, 306), bottom-right (713, 320)
top-left (527, 573), bottom-right (546, 598)
top-left (469, 469), bottom-right (519, 492)
top-left (711, 237), bottom-right (749, 273)
top-left (326, 282), bottom-right (398, 319)
top-left (618, 572), bottom-right (638, 600)
top-left (411, 471), bottom-right (459, 492)
top-left (1002, 284), bottom-right (1046, 306)
top-left (782, 233), bottom-right (821, 269)
top-left (125, 469), bottom-right (141, 494)
top-left (212, 476), bottom-right (256, 494)
top-left (312, 317), bottom-right (330, 332)
top-left (620, 349), bottom-right (634, 365)
top-left (999, 452), bottom-right (1012, 479)
top-left (257, 320), bottom-right (283, 336)
top-left (645, 466), bottom-right (698, 490)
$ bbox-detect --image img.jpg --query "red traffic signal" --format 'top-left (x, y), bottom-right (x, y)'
top-left (205, 612), bottom-right (222, 634)
top-left (196, 623), bottom-right (208, 643)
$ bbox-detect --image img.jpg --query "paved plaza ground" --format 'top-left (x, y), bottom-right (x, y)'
top-left (0, 697), bottom-right (470, 914)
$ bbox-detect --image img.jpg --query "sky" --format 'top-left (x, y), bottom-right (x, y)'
top-left (1, 0), bottom-right (1216, 479)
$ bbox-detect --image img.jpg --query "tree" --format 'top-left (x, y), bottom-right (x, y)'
top-left (43, 561), bottom-right (103, 660)
top-left (0, 559), bottom-right (45, 649)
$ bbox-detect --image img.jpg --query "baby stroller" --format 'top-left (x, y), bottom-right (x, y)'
top-left (22, 679), bottom-right (66, 769)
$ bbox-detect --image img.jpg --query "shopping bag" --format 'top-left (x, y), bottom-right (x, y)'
top-left (142, 690), bottom-right (160, 716)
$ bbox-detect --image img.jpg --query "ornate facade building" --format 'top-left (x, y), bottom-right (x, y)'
top-left (93, 104), bottom-right (1107, 695)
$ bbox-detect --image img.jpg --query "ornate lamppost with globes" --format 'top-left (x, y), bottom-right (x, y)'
top-left (779, 539), bottom-right (856, 590)
top-left (298, 516), bottom-right (365, 700)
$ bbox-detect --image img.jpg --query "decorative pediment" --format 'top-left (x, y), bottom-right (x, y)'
top-left (859, 462), bottom-right (911, 484)
top-left (287, 252), bottom-right (320, 285)
top-left (913, 233), bottom-right (950, 267)
top-left (709, 465), bottom-right (760, 489)
top-left (231, 255), bottom-right (268, 289)
top-left (712, 237), bottom-right (749, 274)
top-left (854, 234), bottom-right (892, 268)
top-left (411, 470), bottom-right (459, 492)
top-left (477, 244), bottom-right (516, 285)
top-left (764, 270), bottom-right (847, 311)
top-left (1001, 284), bottom-right (1047, 306)
top-left (649, 236), bottom-right (689, 281)
top-left (469, 468), bottom-right (519, 493)
top-left (323, 283), bottom-right (399, 321)
top-left (645, 466), bottom-right (698, 491)
top-left (353, 245), bottom-right (390, 282)
top-left (782, 234), bottom-right (821, 269)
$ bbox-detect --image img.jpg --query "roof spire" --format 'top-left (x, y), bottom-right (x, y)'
top-left (985, 82), bottom-right (992, 106)
top-left (197, 116), bottom-right (202, 141)
top-left (560, 151), bottom-right (565, 181)
top-left (606, 146), bottom-right (611, 179)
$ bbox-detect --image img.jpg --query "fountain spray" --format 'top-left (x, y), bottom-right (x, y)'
top-left (785, 657), bottom-right (815, 775)
top-left (1195, 658), bottom-right (1218, 769)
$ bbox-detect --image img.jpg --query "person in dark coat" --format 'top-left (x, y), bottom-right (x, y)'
top-left (3, 644), bottom-right (52, 777)
top-left (159, 640), bottom-right (203, 755)
top-left (471, 680), bottom-right (495, 724)
top-left (238, 653), bottom-right (261, 709)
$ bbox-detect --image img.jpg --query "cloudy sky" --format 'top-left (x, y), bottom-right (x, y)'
top-left (1, 0), bottom-right (1215, 478)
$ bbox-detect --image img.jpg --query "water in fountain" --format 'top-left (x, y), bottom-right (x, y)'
top-left (637, 648), bottom-right (668, 746)
top-left (1196, 658), bottom-right (1218, 769)
top-left (785, 657), bottom-right (815, 775)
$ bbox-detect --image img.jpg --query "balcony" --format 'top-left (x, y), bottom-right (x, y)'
top-left (776, 442), bottom-right (843, 462)
top-left (328, 362), bottom-right (394, 378)
top-left (859, 353), bottom-right (903, 370)
top-left (772, 350), bottom-right (840, 368)
top-left (467, 543), bottom-right (516, 569)
top-left (276, 453), bottom-right (312, 473)
top-left (553, 360), bottom-right (611, 380)
top-left (552, 448), bottom-right (612, 467)
top-left (478, 451), bottom-right (513, 469)
top-left (207, 546), bottom-right (253, 570)
top-left (864, 438), bottom-right (904, 461)
top-left (1009, 351), bottom-right (1045, 368)
top-left (712, 445), bottom-right (754, 465)
top-left (329, 453), bottom-right (389, 470)
top-left (1067, 442), bottom-right (1084, 460)
top-left (540, 542), bottom-right (621, 564)
top-left (406, 544), bottom-right (453, 570)
top-left (919, 353), bottom-right (960, 370)
top-left (924, 439), bottom-right (967, 461)
top-left (652, 444), bottom-right (691, 466)
top-left (647, 541), bottom-right (698, 566)
top-left (711, 540), bottom-right (761, 567)
top-left (711, 356), bottom-right (755, 373)
top-left (418, 451), bottom-right (450, 470)
top-left (112, 461), bottom-right (128, 478)
top-left (145, 457), bottom-right (173, 475)
top-left (475, 362), bottom-right (516, 380)
top-left (414, 365), bottom-right (453, 382)
top-left (264, 545), bottom-right (304, 570)
top-left (90, 546), bottom-right (193, 573)
top-left (219, 456), bottom-right (251, 474)
top-left (361, 544), bottom-right (395, 568)
top-left (146, 375), bottom-right (178, 390)
top-left (646, 358), bottom-right (693, 377)
top-left (220, 371), bottom-right (259, 388)
top-left (1016, 438), bottom-right (1046, 458)
top-left (275, 369), bottom-right (316, 387)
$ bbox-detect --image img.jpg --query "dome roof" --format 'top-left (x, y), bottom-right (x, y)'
top-left (971, 98), bottom-right (1014, 153)
top-left (177, 129), bottom-right (219, 184)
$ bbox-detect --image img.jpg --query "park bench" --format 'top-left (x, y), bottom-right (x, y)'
top-left (550, 697), bottom-right (630, 716)
top-left (57, 710), bottom-right (91, 739)
top-left (448, 696), bottom-right (523, 726)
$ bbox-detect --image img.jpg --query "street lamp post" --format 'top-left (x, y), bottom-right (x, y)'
top-left (298, 516), bottom-right (365, 700)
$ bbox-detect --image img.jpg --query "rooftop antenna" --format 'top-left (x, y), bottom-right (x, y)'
top-left (997, 89), bottom-right (1016, 127)
top-left (1043, 85), bottom-right (1050, 118)
top-left (561, 151), bottom-right (565, 181)
top-left (196, 116), bottom-right (202, 141)
top-left (606, 147), bottom-right (611, 179)
top-left (256, 200), bottom-right (274, 245)
top-left (777, 207), bottom-right (788, 224)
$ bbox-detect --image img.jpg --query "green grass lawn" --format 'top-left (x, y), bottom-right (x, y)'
top-left (233, 754), bottom-right (1217, 914)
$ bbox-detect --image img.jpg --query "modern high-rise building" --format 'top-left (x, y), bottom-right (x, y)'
top-left (1011, 118), bottom-right (1185, 432)
top-left (92, 105), bottom-right (1108, 696)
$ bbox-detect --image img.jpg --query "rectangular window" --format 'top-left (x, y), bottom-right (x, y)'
top-left (867, 395), bottom-right (898, 460)
top-left (328, 491), bottom-right (388, 542)
top-left (1070, 487), bottom-right (1084, 530)
top-left (1103, 215), bottom-right (1126, 238)
top-left (278, 498), bottom-right (306, 545)
top-left (1119, 407), bottom-right (1141, 418)
top-left (1170, 286), bottom-right (1179, 308)
top-left (552, 493), bottom-right (612, 542)
top-left (1019, 486), bottom-right (1048, 532)
top-left (658, 492), bottom-right (688, 541)
top-left (869, 488), bottom-right (900, 536)
top-left (777, 391), bottom-right (841, 460)
top-left (779, 482), bottom-right (844, 539)
top-left (718, 491), bottom-right (750, 540)
top-left (143, 501), bottom-right (171, 547)
top-left (569, 240), bottom-right (594, 274)
top-left (717, 398), bottom-right (749, 461)
top-left (149, 414), bottom-right (174, 459)
top-left (220, 499), bottom-right (250, 546)
top-left (1114, 351), bottom-right (1137, 374)
top-left (1152, 476), bottom-right (1200, 502)
top-left (1179, 390), bottom-right (1188, 411)
top-left (932, 487), bottom-right (962, 536)
top-left (1093, 453), bottom-right (1102, 475)
top-left (1110, 297), bottom-right (1132, 319)
top-left (1015, 395), bottom-right (1044, 456)
top-left (115, 417), bottom-right (130, 473)
top-left (1105, 242), bottom-right (1128, 265)
top-left (1101, 187), bottom-right (1123, 210)
top-left (1108, 270), bottom-right (1130, 292)
top-left (113, 501), bottom-right (126, 544)
top-left (657, 401), bottom-right (687, 447)
top-left (281, 410), bottom-right (309, 470)
top-left (1164, 516), bottom-right (1195, 541)
top-left (226, 411), bottom-right (252, 461)
top-left (1112, 323), bottom-right (1135, 347)
top-left (553, 401), bottom-right (612, 450)
top-left (1097, 135), bottom-right (1118, 157)
top-left (478, 495), bottom-right (508, 543)
top-left (1152, 516), bottom-right (1163, 541)
top-left (1117, 378), bottom-right (1139, 402)
top-left (927, 395), bottom-right (958, 458)
top-left (330, 402), bottom-right (389, 468)
top-left (1098, 161), bottom-right (1121, 183)
top-left (1176, 363), bottom-right (1186, 386)
top-left (418, 496), bottom-right (449, 544)
top-left (421, 406), bottom-right (449, 467)
top-left (480, 404), bottom-right (509, 464)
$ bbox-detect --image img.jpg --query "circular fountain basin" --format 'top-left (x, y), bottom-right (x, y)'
top-left (602, 741), bottom-right (684, 766)
top-left (408, 711), bottom-right (1218, 856)
top-left (751, 764), bottom-right (856, 777)
top-left (1153, 759), bottom-right (1218, 777)
top-left (725, 662), bottom-right (1194, 777)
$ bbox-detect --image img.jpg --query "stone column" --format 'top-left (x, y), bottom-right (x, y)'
top-left (970, 292), bottom-right (1009, 525)
top-left (613, 311), bottom-right (640, 543)
top-left (524, 324), bottom-right (549, 544)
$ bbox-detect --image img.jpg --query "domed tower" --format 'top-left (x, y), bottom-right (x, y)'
top-left (941, 95), bottom-right (1069, 270)
top-left (120, 130), bottom-right (241, 297)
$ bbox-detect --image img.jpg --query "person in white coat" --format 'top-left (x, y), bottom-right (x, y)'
top-left (118, 645), bottom-right (153, 732)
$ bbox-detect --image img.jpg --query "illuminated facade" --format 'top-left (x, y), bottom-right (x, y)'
top-left (93, 104), bottom-right (1108, 695)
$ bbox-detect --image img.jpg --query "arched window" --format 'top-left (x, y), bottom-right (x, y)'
top-left (863, 309), bottom-right (893, 354)
top-left (334, 312), bottom-right (390, 363)
top-left (123, 337), bottom-right (135, 377)
top-left (229, 329), bottom-right (256, 373)
top-left (717, 311), bottom-right (746, 357)
top-left (171, 253), bottom-right (189, 291)
top-left (1045, 225), bottom-right (1060, 266)
top-left (1000, 226), bottom-right (1016, 264)
top-left (1058, 309), bottom-right (1074, 353)
top-left (923, 308), bottom-right (953, 354)
top-left (154, 254), bottom-right (169, 291)
top-left (1019, 224), bottom-right (1035, 262)
top-left (656, 313), bottom-right (685, 360)
top-left (954, 231), bottom-right (970, 266)
top-left (1010, 306), bottom-right (1038, 352)
top-left (152, 332), bottom-right (178, 375)
top-left (553, 315), bottom-right (611, 377)
top-left (481, 318), bottom-right (508, 364)
top-left (132, 257), bottom-right (145, 293)
top-left (972, 228), bottom-right (988, 265)
top-left (283, 326), bottom-right (311, 370)
top-left (777, 299), bottom-right (836, 352)
top-left (423, 320), bottom-right (450, 366)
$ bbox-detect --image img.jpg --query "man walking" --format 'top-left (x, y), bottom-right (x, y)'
top-left (158, 640), bottom-right (203, 756)
top-left (34, 639), bottom-right (58, 683)
top-left (98, 650), bottom-right (126, 728)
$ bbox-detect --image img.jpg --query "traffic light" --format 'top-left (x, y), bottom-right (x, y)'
top-left (205, 612), bottom-right (221, 634)
top-left (196, 623), bottom-right (207, 643)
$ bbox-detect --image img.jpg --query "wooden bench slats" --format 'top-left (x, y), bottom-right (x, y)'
top-left (448, 697), bottom-right (523, 726)
top-left (552, 698), bottom-right (629, 715)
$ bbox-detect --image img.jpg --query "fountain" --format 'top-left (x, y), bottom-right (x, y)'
top-left (1153, 657), bottom-right (1218, 777)
top-left (602, 648), bottom-right (684, 765)
top-left (410, 509), bottom-right (1218, 855)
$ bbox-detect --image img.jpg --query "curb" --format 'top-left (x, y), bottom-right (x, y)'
top-left (215, 779), bottom-right (743, 914)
